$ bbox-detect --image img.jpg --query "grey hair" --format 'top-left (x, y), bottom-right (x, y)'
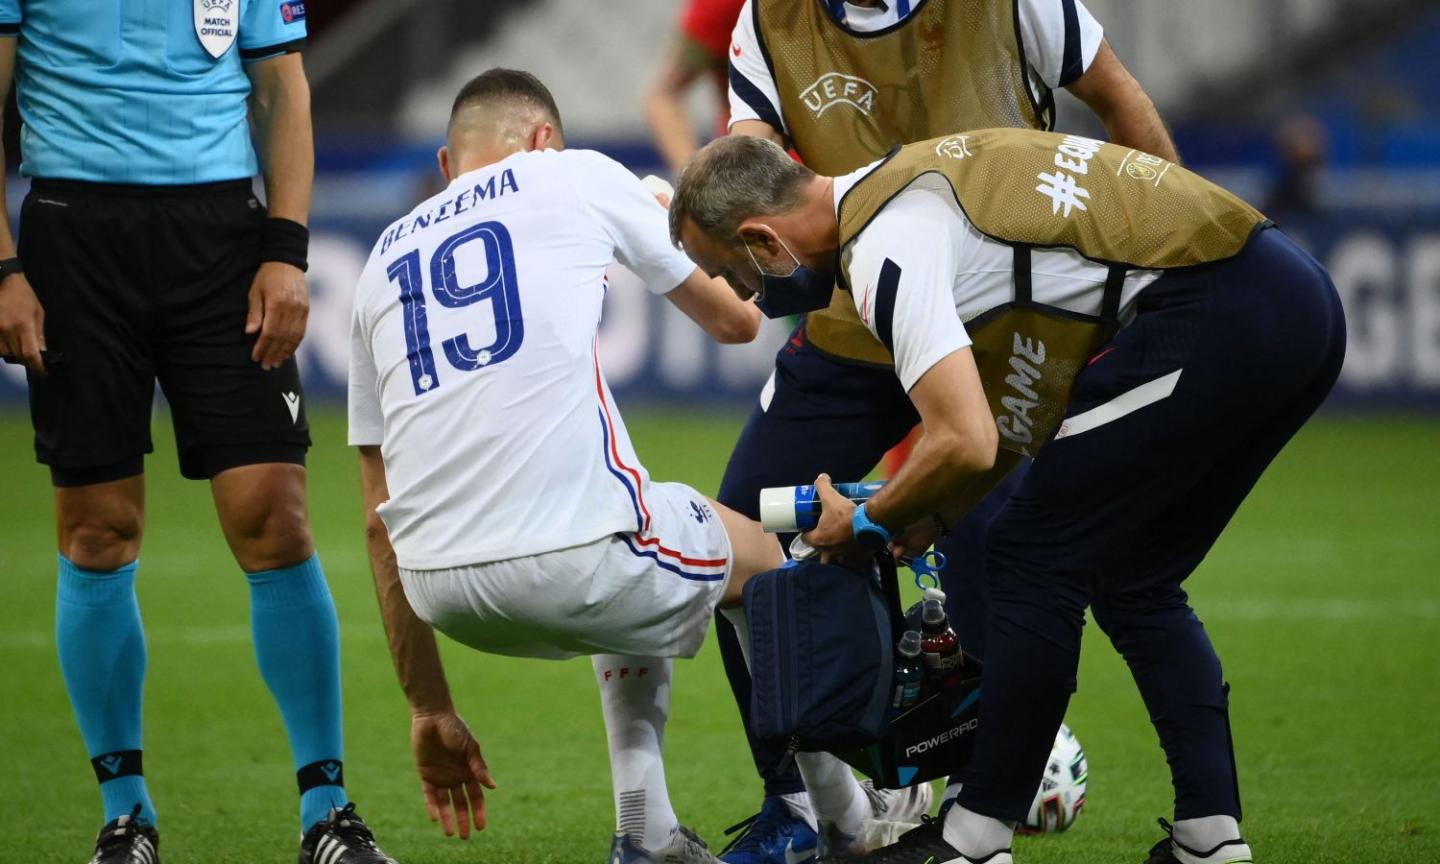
top-left (669, 136), bottom-right (815, 247)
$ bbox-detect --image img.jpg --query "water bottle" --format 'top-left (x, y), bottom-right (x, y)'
top-left (920, 599), bottom-right (964, 688)
top-left (890, 630), bottom-right (925, 714)
top-left (904, 588), bottom-right (949, 631)
top-left (758, 481), bottom-right (886, 533)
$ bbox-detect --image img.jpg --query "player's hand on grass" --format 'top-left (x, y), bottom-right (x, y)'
top-left (802, 473), bottom-right (868, 566)
top-left (412, 710), bottom-right (496, 839)
top-left (0, 272), bottom-right (46, 374)
top-left (245, 261), bottom-right (309, 371)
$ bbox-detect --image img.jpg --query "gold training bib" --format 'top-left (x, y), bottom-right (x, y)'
top-left (837, 129), bottom-right (1267, 455)
top-left (755, 0), bottom-right (1051, 364)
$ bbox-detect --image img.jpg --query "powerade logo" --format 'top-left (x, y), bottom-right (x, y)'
top-left (280, 0), bottom-right (306, 23)
top-left (902, 717), bottom-right (979, 757)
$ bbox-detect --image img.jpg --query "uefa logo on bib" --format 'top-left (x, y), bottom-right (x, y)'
top-left (194, 0), bottom-right (238, 59)
top-left (800, 73), bottom-right (878, 118)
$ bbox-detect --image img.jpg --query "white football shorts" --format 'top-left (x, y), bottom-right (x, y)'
top-left (398, 481), bottom-right (733, 660)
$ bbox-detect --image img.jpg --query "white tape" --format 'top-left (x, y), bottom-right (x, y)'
top-left (640, 174), bottom-right (674, 202)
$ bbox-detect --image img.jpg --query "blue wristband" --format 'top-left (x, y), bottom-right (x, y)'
top-left (852, 502), bottom-right (891, 551)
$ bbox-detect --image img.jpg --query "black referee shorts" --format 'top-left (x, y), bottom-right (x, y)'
top-left (20, 179), bottom-right (311, 486)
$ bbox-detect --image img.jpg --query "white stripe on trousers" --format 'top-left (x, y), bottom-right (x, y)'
top-left (1053, 369), bottom-right (1183, 440)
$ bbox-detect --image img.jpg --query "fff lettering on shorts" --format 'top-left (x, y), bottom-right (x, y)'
top-left (381, 168), bottom-right (520, 255)
top-left (997, 331), bottom-right (1046, 454)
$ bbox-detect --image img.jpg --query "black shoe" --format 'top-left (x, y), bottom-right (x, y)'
top-left (88, 806), bottom-right (160, 864)
top-left (298, 804), bottom-right (398, 864)
top-left (1143, 819), bottom-right (1253, 864)
top-left (816, 816), bottom-right (1011, 863)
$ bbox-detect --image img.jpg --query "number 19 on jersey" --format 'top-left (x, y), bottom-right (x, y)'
top-left (386, 220), bottom-right (525, 395)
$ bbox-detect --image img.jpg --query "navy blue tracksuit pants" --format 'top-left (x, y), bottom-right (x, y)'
top-left (957, 227), bottom-right (1347, 822)
top-left (716, 327), bottom-right (1027, 795)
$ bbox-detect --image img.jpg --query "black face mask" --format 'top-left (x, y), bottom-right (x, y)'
top-left (743, 236), bottom-right (834, 319)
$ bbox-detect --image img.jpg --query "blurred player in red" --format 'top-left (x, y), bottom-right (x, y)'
top-left (646, 0), bottom-right (746, 176)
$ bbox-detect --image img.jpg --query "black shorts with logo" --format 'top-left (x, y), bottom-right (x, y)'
top-left (20, 179), bottom-right (311, 486)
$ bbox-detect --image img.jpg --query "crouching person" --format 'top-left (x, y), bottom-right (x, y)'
top-left (350, 68), bottom-right (780, 863)
top-left (669, 130), bottom-right (1345, 864)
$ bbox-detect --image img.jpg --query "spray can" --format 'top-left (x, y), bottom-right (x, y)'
top-left (758, 481), bottom-right (886, 533)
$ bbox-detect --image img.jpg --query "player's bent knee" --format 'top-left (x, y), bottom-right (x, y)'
top-left (212, 463), bottom-right (315, 570)
top-left (235, 521), bottom-right (315, 572)
top-left (56, 480), bottom-right (146, 571)
top-left (221, 499), bottom-right (315, 571)
top-left (61, 516), bottom-right (143, 571)
top-left (711, 497), bottom-right (784, 608)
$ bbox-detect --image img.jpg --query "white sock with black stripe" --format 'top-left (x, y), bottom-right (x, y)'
top-left (593, 654), bottom-right (678, 852)
top-left (1172, 816), bottom-right (1251, 862)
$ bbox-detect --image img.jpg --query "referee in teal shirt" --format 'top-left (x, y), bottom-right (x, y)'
top-left (0, 3), bottom-right (397, 862)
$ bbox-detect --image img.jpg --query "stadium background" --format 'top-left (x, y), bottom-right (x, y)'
top-left (1, 2), bottom-right (1438, 862)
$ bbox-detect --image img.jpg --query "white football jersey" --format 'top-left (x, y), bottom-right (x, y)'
top-left (348, 148), bottom-right (697, 570)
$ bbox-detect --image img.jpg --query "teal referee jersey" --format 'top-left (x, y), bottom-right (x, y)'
top-left (0, 0), bottom-right (307, 185)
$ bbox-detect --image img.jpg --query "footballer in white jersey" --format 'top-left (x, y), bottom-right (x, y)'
top-left (348, 69), bottom-right (785, 860)
top-left (351, 140), bottom-right (756, 655)
top-left (351, 143), bottom-right (702, 572)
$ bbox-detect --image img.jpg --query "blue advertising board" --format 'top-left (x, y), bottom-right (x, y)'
top-left (1, 178), bottom-right (1437, 410)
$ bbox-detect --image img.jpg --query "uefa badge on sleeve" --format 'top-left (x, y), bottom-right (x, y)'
top-left (194, 0), bottom-right (238, 59)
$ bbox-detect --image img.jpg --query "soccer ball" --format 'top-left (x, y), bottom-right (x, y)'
top-left (1019, 724), bottom-right (1088, 834)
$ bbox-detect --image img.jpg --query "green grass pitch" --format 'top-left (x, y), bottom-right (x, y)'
top-left (1, 407), bottom-right (1438, 863)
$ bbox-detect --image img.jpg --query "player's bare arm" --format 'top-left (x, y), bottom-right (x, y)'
top-left (805, 348), bottom-right (997, 557)
top-left (246, 52), bottom-right (314, 371)
top-left (889, 449), bottom-right (1026, 561)
top-left (358, 445), bottom-right (496, 839)
top-left (730, 118), bottom-right (788, 147)
top-left (647, 37), bottom-right (716, 175)
top-left (665, 269), bottom-right (762, 343)
top-left (1068, 39), bottom-right (1179, 163)
top-left (0, 37), bottom-right (45, 374)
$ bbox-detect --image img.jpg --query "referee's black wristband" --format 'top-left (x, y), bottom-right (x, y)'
top-left (259, 217), bottom-right (310, 272)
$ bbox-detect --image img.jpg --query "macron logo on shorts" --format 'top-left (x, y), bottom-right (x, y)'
top-left (282, 391), bottom-right (301, 424)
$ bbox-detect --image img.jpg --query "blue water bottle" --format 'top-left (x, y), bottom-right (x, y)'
top-left (891, 630), bottom-right (925, 715)
top-left (758, 480), bottom-right (886, 532)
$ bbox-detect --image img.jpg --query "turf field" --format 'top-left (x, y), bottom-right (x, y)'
top-left (1, 407), bottom-right (1438, 863)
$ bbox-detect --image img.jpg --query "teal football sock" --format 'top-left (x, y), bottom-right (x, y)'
top-left (247, 553), bottom-right (348, 832)
top-left (56, 555), bottom-right (157, 827)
